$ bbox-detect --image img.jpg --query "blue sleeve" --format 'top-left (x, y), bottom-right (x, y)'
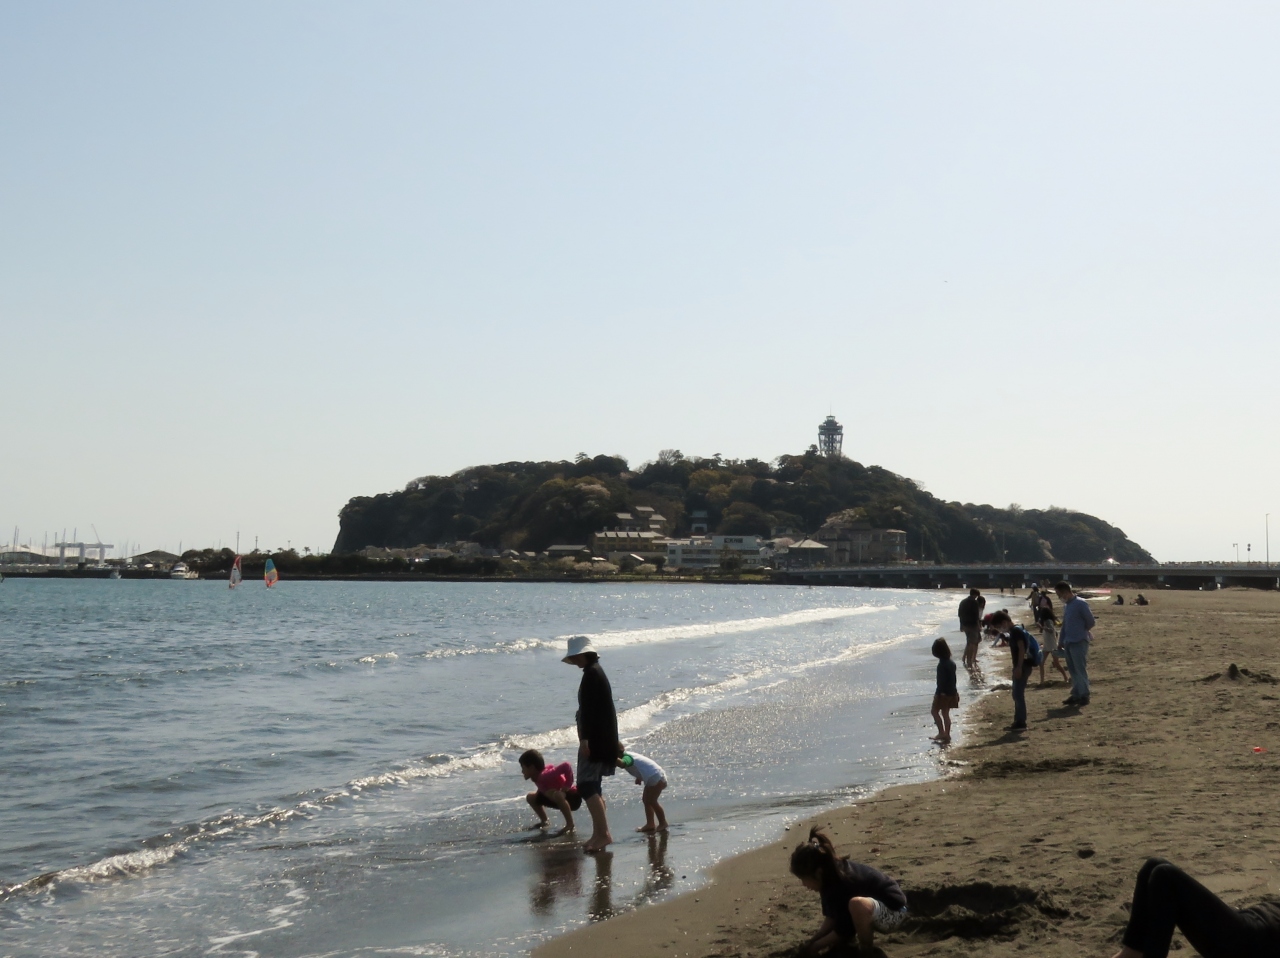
top-left (1083, 603), bottom-right (1096, 630)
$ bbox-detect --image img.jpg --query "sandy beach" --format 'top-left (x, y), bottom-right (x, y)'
top-left (535, 589), bottom-right (1280, 958)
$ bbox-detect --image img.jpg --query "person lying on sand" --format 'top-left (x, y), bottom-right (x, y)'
top-left (1111, 857), bottom-right (1280, 958)
top-left (790, 826), bottom-right (907, 955)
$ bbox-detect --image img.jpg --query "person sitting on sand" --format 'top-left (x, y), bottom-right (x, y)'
top-left (930, 637), bottom-right (958, 744)
top-left (616, 747), bottom-right (668, 832)
top-left (1111, 857), bottom-right (1280, 958)
top-left (1134, 593), bottom-right (1149, 606)
top-left (988, 610), bottom-right (1035, 731)
top-left (790, 826), bottom-right (908, 955)
top-left (1115, 593), bottom-right (1125, 605)
top-left (563, 635), bottom-right (620, 853)
top-left (518, 748), bottom-right (579, 832)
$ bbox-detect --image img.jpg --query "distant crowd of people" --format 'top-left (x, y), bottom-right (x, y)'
top-left (515, 584), bottom-right (1277, 957)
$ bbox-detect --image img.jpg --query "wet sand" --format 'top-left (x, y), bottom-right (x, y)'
top-left (534, 589), bottom-right (1280, 957)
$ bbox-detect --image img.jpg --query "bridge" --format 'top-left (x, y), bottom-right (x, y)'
top-left (775, 562), bottom-right (1280, 591)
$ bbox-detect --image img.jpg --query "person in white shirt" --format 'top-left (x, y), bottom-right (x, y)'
top-left (617, 748), bottom-right (668, 832)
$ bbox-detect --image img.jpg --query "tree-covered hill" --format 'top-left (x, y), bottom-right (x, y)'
top-left (332, 451), bottom-right (1154, 564)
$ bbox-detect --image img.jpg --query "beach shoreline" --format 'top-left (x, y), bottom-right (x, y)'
top-left (534, 589), bottom-right (1280, 957)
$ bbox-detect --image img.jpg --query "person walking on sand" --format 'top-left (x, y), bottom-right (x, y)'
top-left (617, 747), bottom-right (668, 832)
top-left (562, 635), bottom-right (619, 853)
top-left (1055, 581), bottom-right (1096, 707)
top-left (790, 826), bottom-right (908, 955)
top-left (958, 588), bottom-right (983, 669)
top-left (988, 610), bottom-right (1037, 731)
top-left (1110, 857), bottom-right (1280, 958)
top-left (930, 638), bottom-right (958, 744)
top-left (1035, 588), bottom-right (1070, 685)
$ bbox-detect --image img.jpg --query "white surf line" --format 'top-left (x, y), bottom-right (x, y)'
top-left (571, 603), bottom-right (895, 650)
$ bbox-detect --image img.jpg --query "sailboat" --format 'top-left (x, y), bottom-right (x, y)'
top-left (264, 557), bottom-right (279, 588)
top-left (229, 555), bottom-right (243, 589)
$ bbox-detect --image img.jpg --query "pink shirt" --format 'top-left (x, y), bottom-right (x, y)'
top-left (536, 762), bottom-right (574, 793)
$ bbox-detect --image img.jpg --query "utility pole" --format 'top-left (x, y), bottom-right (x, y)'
top-left (1234, 543), bottom-right (1239, 563)
top-left (1267, 514), bottom-right (1271, 568)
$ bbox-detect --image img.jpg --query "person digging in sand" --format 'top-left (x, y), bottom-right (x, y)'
top-left (1111, 856), bottom-right (1280, 958)
top-left (562, 635), bottom-right (619, 853)
top-left (616, 747), bottom-right (668, 832)
top-left (790, 826), bottom-right (908, 956)
top-left (929, 637), bottom-right (958, 744)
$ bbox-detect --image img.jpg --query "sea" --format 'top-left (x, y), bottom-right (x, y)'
top-left (0, 579), bottom-right (982, 957)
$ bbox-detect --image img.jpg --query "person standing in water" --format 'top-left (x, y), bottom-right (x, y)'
top-left (562, 635), bottom-right (619, 853)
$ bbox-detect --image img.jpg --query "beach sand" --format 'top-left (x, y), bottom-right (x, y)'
top-left (534, 589), bottom-right (1280, 957)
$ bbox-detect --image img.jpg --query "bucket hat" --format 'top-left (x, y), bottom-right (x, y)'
top-left (562, 635), bottom-right (598, 662)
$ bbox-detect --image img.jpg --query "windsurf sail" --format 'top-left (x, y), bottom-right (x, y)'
top-left (229, 554), bottom-right (243, 589)
top-left (264, 557), bottom-right (278, 588)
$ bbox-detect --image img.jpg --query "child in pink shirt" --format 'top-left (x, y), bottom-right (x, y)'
top-left (519, 748), bottom-right (580, 831)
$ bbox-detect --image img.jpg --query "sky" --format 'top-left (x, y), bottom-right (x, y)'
top-left (2, 2), bottom-right (1278, 561)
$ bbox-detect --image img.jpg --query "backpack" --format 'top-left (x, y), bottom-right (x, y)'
top-left (1014, 626), bottom-right (1043, 667)
top-left (1026, 631), bottom-right (1043, 667)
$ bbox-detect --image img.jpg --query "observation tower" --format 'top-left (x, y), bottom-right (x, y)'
top-left (818, 415), bottom-right (844, 458)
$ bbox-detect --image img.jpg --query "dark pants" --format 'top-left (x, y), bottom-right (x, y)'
top-left (1122, 858), bottom-right (1279, 957)
top-left (1011, 670), bottom-right (1028, 726)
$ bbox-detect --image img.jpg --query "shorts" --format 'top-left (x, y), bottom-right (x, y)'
top-left (962, 627), bottom-right (982, 647)
top-left (534, 787), bottom-right (583, 811)
top-left (932, 692), bottom-right (960, 710)
top-left (576, 756), bottom-right (613, 800)
top-left (871, 900), bottom-right (909, 933)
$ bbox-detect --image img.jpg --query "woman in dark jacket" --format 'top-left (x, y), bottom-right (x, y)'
top-left (563, 635), bottom-right (619, 853)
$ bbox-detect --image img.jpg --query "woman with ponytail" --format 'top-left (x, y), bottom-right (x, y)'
top-left (789, 826), bottom-right (908, 954)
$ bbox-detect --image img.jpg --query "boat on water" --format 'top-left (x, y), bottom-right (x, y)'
top-left (169, 562), bottom-right (198, 580)
top-left (109, 569), bottom-right (121, 580)
top-left (228, 555), bottom-right (242, 589)
top-left (263, 558), bottom-right (279, 588)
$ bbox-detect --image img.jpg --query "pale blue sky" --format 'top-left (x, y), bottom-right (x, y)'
top-left (2, 2), bottom-right (1277, 560)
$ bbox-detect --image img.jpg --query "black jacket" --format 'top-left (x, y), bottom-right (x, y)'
top-left (577, 661), bottom-right (619, 765)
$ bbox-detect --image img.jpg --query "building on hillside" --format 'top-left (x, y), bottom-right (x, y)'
top-left (773, 537), bottom-right (829, 568)
top-left (546, 544), bottom-right (592, 562)
top-left (689, 510), bottom-right (710, 535)
top-left (665, 535), bottom-right (766, 571)
top-left (591, 530), bottom-right (670, 563)
top-left (813, 515), bottom-right (908, 564)
top-left (610, 507), bottom-right (669, 535)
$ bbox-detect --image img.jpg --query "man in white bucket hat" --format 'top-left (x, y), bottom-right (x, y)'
top-left (563, 635), bottom-right (618, 852)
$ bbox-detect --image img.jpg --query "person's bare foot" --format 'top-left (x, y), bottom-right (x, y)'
top-left (584, 832), bottom-right (613, 852)
top-left (636, 824), bottom-right (657, 833)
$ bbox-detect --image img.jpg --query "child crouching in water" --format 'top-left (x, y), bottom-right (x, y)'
top-left (790, 826), bottom-right (908, 955)
top-left (616, 747), bottom-right (668, 833)
top-left (930, 637), bottom-right (958, 744)
top-left (518, 749), bottom-right (581, 831)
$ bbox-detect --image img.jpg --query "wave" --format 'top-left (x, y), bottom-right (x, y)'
top-left (566, 604), bottom-right (892, 650)
top-left (356, 651), bottom-right (399, 664)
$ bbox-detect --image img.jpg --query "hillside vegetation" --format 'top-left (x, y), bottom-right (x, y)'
top-left (332, 451), bottom-right (1153, 564)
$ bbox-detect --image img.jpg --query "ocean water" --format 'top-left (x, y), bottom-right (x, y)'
top-left (0, 580), bottom-right (971, 957)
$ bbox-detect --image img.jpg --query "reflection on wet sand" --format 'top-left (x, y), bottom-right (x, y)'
top-left (587, 851), bottom-right (614, 921)
top-left (530, 842), bottom-right (583, 915)
top-left (634, 831), bottom-right (674, 906)
top-left (529, 831), bottom-right (676, 923)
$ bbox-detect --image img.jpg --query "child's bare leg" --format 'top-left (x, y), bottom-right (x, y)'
top-left (848, 896), bottom-right (876, 949)
top-left (637, 782), bottom-right (667, 832)
top-left (930, 704), bottom-right (945, 739)
top-left (940, 708), bottom-right (952, 741)
top-left (526, 791), bottom-right (548, 828)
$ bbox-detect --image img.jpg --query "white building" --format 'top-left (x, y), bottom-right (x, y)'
top-left (666, 535), bottom-right (766, 570)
